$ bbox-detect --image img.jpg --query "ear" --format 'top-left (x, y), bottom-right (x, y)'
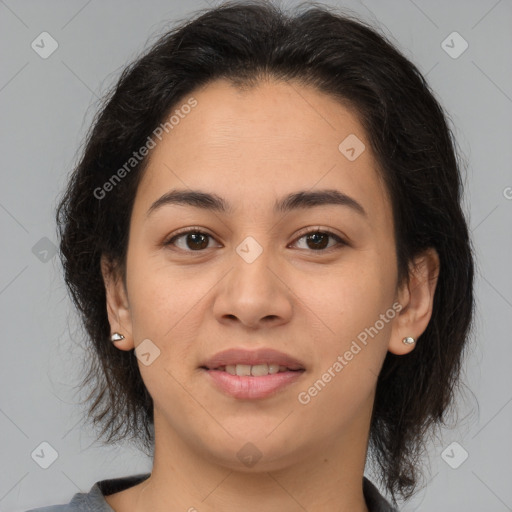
top-left (101, 254), bottom-right (135, 351)
top-left (388, 247), bottom-right (440, 355)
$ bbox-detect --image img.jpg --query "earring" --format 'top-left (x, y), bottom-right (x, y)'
top-left (402, 336), bottom-right (415, 345)
top-left (111, 332), bottom-right (125, 342)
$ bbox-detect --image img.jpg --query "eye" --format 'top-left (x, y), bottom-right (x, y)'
top-left (291, 229), bottom-right (347, 251)
top-left (164, 229), bottom-right (220, 252)
top-left (163, 227), bottom-right (347, 253)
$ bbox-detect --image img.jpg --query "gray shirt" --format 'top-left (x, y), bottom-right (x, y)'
top-left (26, 473), bottom-right (399, 511)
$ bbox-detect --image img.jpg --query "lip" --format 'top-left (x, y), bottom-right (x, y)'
top-left (202, 368), bottom-right (305, 399)
top-left (200, 348), bottom-right (306, 400)
top-left (200, 348), bottom-right (305, 370)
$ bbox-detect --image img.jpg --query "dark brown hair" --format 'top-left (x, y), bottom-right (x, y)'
top-left (56, 0), bottom-right (475, 505)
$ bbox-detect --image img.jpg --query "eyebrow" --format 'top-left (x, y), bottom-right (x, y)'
top-left (146, 188), bottom-right (367, 218)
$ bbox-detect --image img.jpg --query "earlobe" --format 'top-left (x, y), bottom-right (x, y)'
top-left (388, 248), bottom-right (440, 355)
top-left (101, 255), bottom-right (135, 351)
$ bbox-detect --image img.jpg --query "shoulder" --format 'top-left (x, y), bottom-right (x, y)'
top-left (25, 484), bottom-right (103, 511)
top-left (25, 472), bottom-right (151, 512)
top-left (26, 507), bottom-right (73, 511)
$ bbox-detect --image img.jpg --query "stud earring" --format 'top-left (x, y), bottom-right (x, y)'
top-left (402, 336), bottom-right (415, 345)
top-left (111, 332), bottom-right (125, 342)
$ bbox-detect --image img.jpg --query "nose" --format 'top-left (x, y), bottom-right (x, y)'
top-left (213, 244), bottom-right (293, 330)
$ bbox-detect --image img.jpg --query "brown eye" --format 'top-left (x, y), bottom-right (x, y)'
top-left (166, 230), bottom-right (216, 251)
top-left (185, 232), bottom-right (210, 250)
top-left (164, 228), bottom-right (346, 254)
top-left (305, 232), bottom-right (330, 250)
top-left (293, 229), bottom-right (346, 251)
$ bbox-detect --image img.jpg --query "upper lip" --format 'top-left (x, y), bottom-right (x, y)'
top-left (201, 348), bottom-right (305, 371)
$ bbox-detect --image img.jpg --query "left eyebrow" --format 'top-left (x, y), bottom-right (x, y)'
top-left (146, 188), bottom-right (367, 218)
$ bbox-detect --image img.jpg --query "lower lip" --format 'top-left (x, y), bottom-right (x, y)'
top-left (203, 369), bottom-right (305, 399)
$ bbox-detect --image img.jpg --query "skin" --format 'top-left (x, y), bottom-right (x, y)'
top-left (101, 78), bottom-right (439, 512)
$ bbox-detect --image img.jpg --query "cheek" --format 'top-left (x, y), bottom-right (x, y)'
top-left (295, 269), bottom-right (394, 434)
top-left (292, 253), bottom-right (397, 406)
top-left (125, 249), bottom-right (197, 340)
top-left (294, 254), bottom-right (395, 338)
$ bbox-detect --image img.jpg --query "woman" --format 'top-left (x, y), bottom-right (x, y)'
top-left (28, 1), bottom-right (474, 510)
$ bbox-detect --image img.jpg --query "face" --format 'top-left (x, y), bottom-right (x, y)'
top-left (105, 78), bottom-right (424, 471)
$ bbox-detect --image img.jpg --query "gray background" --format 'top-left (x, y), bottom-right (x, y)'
top-left (1, 0), bottom-right (511, 510)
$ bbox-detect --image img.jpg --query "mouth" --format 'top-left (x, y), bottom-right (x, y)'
top-left (199, 348), bottom-right (306, 399)
top-left (200, 363), bottom-right (304, 376)
top-left (200, 347), bottom-right (306, 372)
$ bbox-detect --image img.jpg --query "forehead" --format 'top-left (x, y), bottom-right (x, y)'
top-left (134, 78), bottom-right (391, 221)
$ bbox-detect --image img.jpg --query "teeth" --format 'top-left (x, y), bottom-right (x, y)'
top-left (248, 364), bottom-right (265, 376)
top-left (219, 363), bottom-right (293, 376)
top-left (268, 364), bottom-right (280, 374)
top-left (225, 365), bottom-right (236, 375)
top-left (236, 364), bottom-right (251, 376)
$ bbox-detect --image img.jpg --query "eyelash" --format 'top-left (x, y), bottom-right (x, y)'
top-left (163, 227), bottom-right (347, 253)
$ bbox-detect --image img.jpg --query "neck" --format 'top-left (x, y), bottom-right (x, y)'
top-left (131, 404), bottom-right (373, 512)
